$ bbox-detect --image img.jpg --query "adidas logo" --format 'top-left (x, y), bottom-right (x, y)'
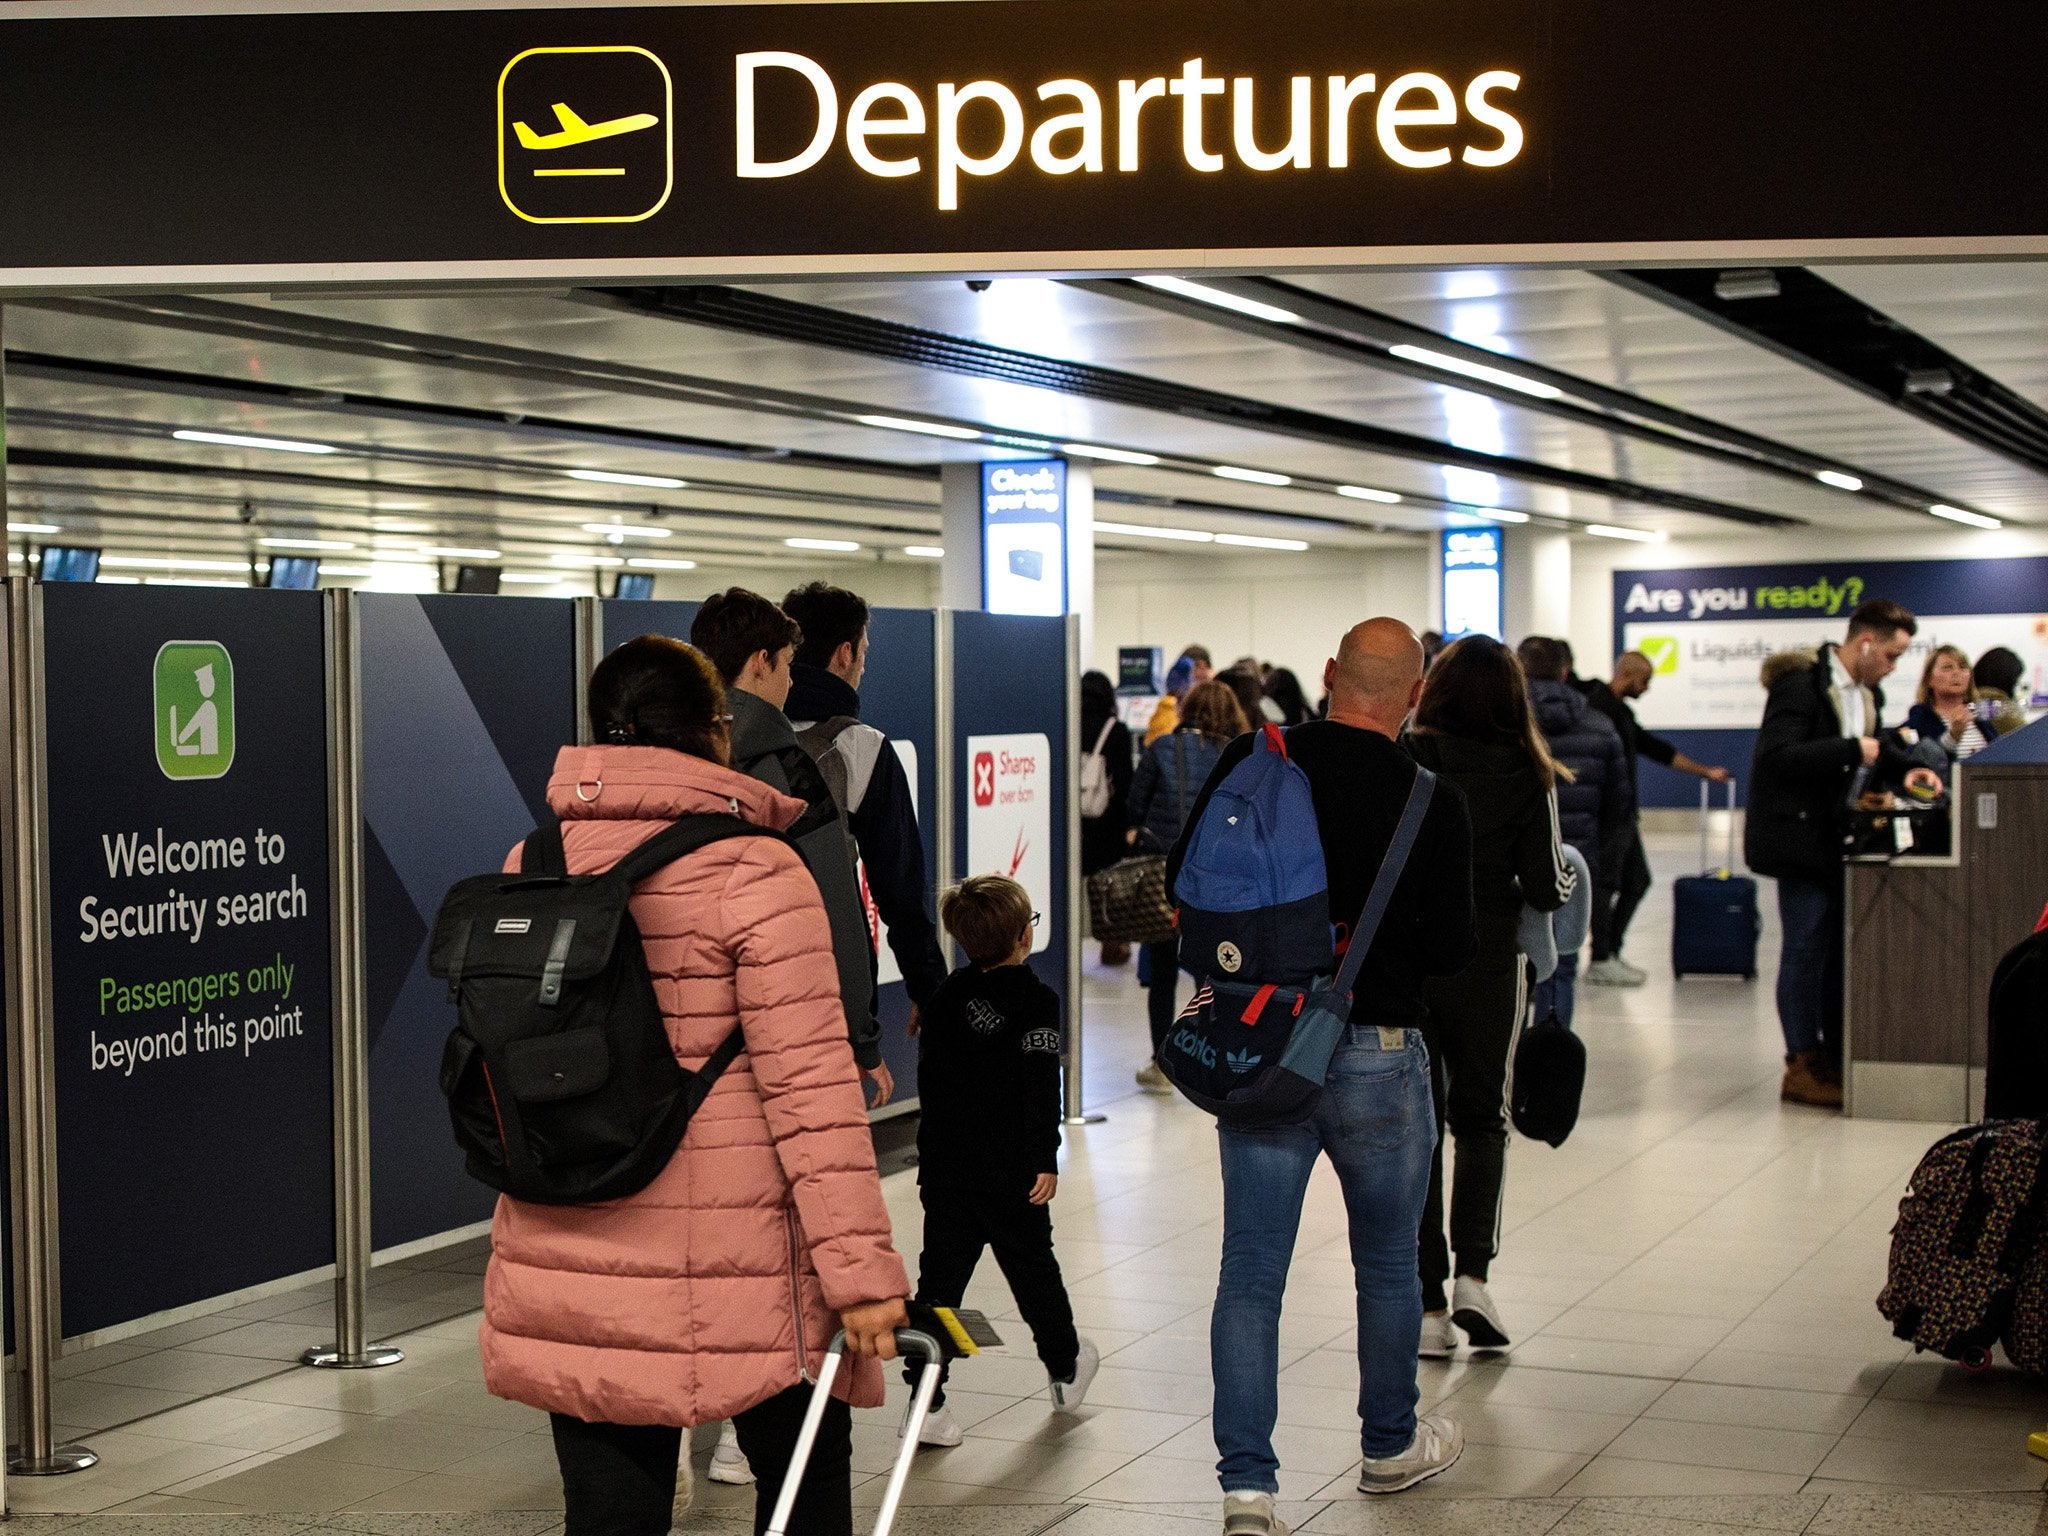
top-left (1224, 1047), bottom-right (1262, 1074)
top-left (1168, 1025), bottom-right (1216, 1069)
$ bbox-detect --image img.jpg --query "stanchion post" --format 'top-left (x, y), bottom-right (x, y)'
top-left (1062, 612), bottom-right (1103, 1127)
top-left (302, 590), bottom-right (402, 1370)
top-left (932, 611), bottom-right (956, 968)
top-left (572, 596), bottom-right (599, 745)
top-left (1, 576), bottom-right (96, 1475)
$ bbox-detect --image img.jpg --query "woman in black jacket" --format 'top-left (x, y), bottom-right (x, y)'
top-left (1405, 636), bottom-right (1576, 1359)
top-left (1079, 671), bottom-right (1137, 963)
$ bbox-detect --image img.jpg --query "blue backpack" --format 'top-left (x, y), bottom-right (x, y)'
top-left (1174, 726), bottom-right (1333, 986)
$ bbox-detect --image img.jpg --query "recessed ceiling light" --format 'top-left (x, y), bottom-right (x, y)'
top-left (1214, 533), bottom-right (1311, 551)
top-left (1059, 443), bottom-right (1162, 466)
top-left (1132, 275), bottom-right (1304, 326)
top-left (854, 415), bottom-right (983, 441)
top-left (552, 553), bottom-right (626, 568)
top-left (580, 522), bottom-right (672, 539)
top-left (1387, 344), bottom-right (1564, 401)
top-left (902, 546), bottom-right (946, 559)
top-left (1454, 508), bottom-right (1532, 524)
top-left (418, 546), bottom-right (501, 560)
top-left (1213, 466), bottom-right (1292, 487)
top-left (1334, 485), bottom-right (1403, 505)
top-left (1092, 520), bottom-right (1214, 543)
top-left (171, 429), bottom-right (339, 455)
top-left (1928, 503), bottom-right (2002, 530)
top-left (565, 468), bottom-right (687, 489)
top-left (625, 557), bottom-right (699, 570)
top-left (785, 537), bottom-right (862, 552)
top-left (371, 517), bottom-right (434, 533)
top-left (100, 555), bottom-right (253, 572)
top-left (319, 564), bottom-right (372, 577)
top-left (501, 573), bottom-right (568, 584)
top-left (259, 536), bottom-right (355, 551)
top-left (95, 574), bottom-right (140, 583)
top-left (991, 436), bottom-right (1058, 452)
top-left (9, 522), bottom-right (62, 535)
top-left (1583, 524), bottom-right (1668, 543)
top-left (1815, 469), bottom-right (1864, 492)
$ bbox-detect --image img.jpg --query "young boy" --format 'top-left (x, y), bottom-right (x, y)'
top-left (905, 875), bottom-right (1099, 1446)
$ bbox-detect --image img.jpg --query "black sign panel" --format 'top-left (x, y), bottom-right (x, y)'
top-left (43, 585), bottom-right (334, 1337)
top-left (0, 0), bottom-right (2042, 280)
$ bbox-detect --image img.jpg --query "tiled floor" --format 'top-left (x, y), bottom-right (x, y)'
top-left (11, 835), bottom-right (2048, 1535)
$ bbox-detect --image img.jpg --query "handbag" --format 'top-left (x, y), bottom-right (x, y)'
top-left (1087, 855), bottom-right (1176, 944)
top-left (1160, 767), bottom-right (1435, 1127)
top-left (1510, 1008), bottom-right (1586, 1146)
top-left (1078, 717), bottom-right (1119, 820)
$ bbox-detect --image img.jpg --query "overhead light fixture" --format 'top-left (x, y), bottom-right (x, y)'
top-left (1335, 485), bottom-right (1403, 505)
top-left (1132, 274), bottom-right (1304, 326)
top-left (502, 572), bottom-right (569, 584)
top-left (371, 517), bottom-right (435, 533)
top-left (552, 553), bottom-right (626, 568)
top-left (1387, 344), bottom-right (1564, 401)
top-left (1904, 368), bottom-right (1956, 397)
top-left (1713, 268), bottom-right (1782, 302)
top-left (1059, 443), bottom-right (1161, 466)
top-left (1815, 469), bottom-right (1864, 492)
top-left (1583, 524), bottom-right (1668, 543)
top-left (9, 521), bottom-right (62, 535)
top-left (902, 546), bottom-right (946, 559)
top-left (990, 435), bottom-right (1057, 452)
top-left (1092, 520), bottom-right (1214, 543)
top-left (564, 468), bottom-right (687, 489)
top-left (95, 574), bottom-right (140, 583)
top-left (1454, 508), bottom-right (1532, 524)
top-left (625, 557), bottom-right (699, 570)
top-left (319, 564), bottom-right (372, 577)
top-left (1929, 503), bottom-right (2003, 530)
top-left (259, 536), bottom-right (355, 551)
top-left (1213, 466), bottom-right (1292, 487)
top-left (785, 537), bottom-right (863, 552)
top-left (580, 522), bottom-right (672, 540)
top-left (418, 545), bottom-right (501, 560)
top-left (854, 414), bottom-right (983, 441)
top-left (145, 577), bottom-right (247, 588)
top-left (171, 429), bottom-right (339, 455)
top-left (1214, 533), bottom-right (1311, 551)
top-left (99, 555), bottom-right (253, 572)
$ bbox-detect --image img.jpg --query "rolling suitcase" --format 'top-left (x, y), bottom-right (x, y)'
top-left (766, 1327), bottom-right (945, 1536)
top-left (1672, 780), bottom-right (1760, 980)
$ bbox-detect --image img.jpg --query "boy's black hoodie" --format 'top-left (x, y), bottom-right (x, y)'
top-left (916, 964), bottom-right (1063, 1195)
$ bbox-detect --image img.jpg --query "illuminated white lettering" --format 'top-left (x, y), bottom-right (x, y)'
top-left (1116, 76), bottom-right (1168, 171)
top-left (1377, 72), bottom-right (1457, 169)
top-left (936, 80), bottom-right (1025, 211)
top-left (1460, 70), bottom-right (1523, 166)
top-left (1168, 58), bottom-right (1225, 173)
top-left (846, 81), bottom-right (925, 177)
top-left (1031, 79), bottom-right (1103, 174)
top-left (735, 51), bottom-right (838, 178)
top-left (1326, 73), bottom-right (1377, 168)
top-left (1231, 75), bottom-right (1312, 171)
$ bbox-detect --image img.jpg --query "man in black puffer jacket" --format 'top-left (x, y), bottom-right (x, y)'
top-left (1519, 638), bottom-right (1630, 1027)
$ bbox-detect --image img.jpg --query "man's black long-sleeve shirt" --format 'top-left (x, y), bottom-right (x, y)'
top-left (915, 964), bottom-right (1063, 1194)
top-left (1167, 722), bottom-right (1477, 1030)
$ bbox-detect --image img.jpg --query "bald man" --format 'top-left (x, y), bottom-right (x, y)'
top-left (1582, 652), bottom-right (1731, 985)
top-left (1166, 618), bottom-right (1476, 1519)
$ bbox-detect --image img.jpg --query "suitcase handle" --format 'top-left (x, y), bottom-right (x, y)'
top-left (765, 1328), bottom-right (943, 1536)
top-left (1699, 777), bottom-right (1739, 875)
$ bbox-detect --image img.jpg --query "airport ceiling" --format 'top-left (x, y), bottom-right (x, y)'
top-left (2, 259), bottom-right (2045, 587)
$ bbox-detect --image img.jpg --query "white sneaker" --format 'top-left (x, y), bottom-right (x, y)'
top-left (1418, 1310), bottom-right (1458, 1359)
top-left (1222, 1489), bottom-right (1290, 1535)
top-left (707, 1421), bottom-right (754, 1485)
top-left (1451, 1276), bottom-right (1511, 1352)
top-left (1136, 1063), bottom-right (1173, 1095)
top-left (1050, 1337), bottom-right (1101, 1413)
top-left (910, 1403), bottom-right (964, 1447)
top-left (672, 1445), bottom-right (695, 1520)
top-left (1584, 957), bottom-right (1646, 988)
top-left (1357, 1413), bottom-right (1464, 1494)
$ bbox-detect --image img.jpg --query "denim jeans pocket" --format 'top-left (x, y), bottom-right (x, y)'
top-left (1326, 1053), bottom-right (1422, 1151)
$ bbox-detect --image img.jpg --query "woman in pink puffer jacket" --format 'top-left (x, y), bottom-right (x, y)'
top-left (481, 636), bottom-right (909, 1536)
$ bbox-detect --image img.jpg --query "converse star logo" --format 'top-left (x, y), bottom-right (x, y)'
top-left (1216, 941), bottom-right (1243, 973)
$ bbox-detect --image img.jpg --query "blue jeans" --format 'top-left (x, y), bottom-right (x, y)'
top-left (1532, 950), bottom-right (1577, 1031)
top-left (1775, 874), bottom-right (1842, 1059)
top-left (1211, 1026), bottom-right (1436, 1492)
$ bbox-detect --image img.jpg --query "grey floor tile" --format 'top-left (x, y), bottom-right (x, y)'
top-left (1805, 1489), bottom-right (2048, 1535)
top-left (1571, 1493), bottom-right (1826, 1531)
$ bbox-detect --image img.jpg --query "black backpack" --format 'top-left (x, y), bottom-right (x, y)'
top-left (427, 814), bottom-right (781, 1205)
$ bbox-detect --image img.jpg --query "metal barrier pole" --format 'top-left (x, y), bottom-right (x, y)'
top-left (1062, 612), bottom-right (1102, 1127)
top-left (302, 590), bottom-right (402, 1370)
top-left (932, 611), bottom-right (955, 967)
top-left (2, 577), bottom-right (95, 1474)
top-left (572, 595), bottom-right (599, 746)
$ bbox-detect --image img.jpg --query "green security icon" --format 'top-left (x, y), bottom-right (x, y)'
top-left (154, 641), bottom-right (236, 780)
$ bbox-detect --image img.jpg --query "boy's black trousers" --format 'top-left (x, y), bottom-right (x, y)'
top-left (908, 1185), bottom-right (1080, 1404)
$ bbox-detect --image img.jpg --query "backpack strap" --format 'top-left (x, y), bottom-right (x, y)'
top-left (521, 822), bottom-right (568, 876)
top-left (1333, 767), bottom-right (1437, 999)
top-left (607, 813), bottom-right (786, 888)
top-left (1089, 717), bottom-right (1117, 757)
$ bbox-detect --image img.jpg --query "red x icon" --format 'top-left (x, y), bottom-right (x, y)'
top-left (972, 751), bottom-right (996, 807)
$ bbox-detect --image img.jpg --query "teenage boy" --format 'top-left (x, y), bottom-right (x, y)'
top-left (903, 875), bottom-right (1098, 1447)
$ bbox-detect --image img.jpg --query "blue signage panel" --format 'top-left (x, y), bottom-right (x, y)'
top-left (360, 593), bottom-right (577, 1250)
top-left (43, 585), bottom-right (335, 1336)
top-left (982, 460), bottom-right (1068, 617)
top-left (1442, 526), bottom-right (1504, 641)
top-left (604, 597), bottom-right (701, 656)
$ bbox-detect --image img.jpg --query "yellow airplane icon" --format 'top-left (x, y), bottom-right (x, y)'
top-left (513, 102), bottom-right (659, 152)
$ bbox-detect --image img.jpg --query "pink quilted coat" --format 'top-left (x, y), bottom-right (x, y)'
top-left (480, 745), bottom-right (909, 1426)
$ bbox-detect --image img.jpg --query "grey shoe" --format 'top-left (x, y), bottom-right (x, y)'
top-left (1358, 1413), bottom-right (1464, 1494)
top-left (1585, 957), bottom-right (1646, 988)
top-left (1418, 1309), bottom-right (1458, 1359)
top-left (1222, 1490), bottom-right (1290, 1534)
top-left (1451, 1276), bottom-right (1511, 1352)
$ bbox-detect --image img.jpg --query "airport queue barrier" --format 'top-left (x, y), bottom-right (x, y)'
top-left (0, 578), bottom-right (1083, 1472)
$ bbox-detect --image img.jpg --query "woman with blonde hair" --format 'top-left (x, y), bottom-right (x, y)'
top-left (1906, 644), bottom-right (2003, 759)
top-left (1404, 636), bottom-right (1576, 1358)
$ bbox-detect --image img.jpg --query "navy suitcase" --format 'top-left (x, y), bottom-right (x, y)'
top-left (1672, 781), bottom-right (1760, 980)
